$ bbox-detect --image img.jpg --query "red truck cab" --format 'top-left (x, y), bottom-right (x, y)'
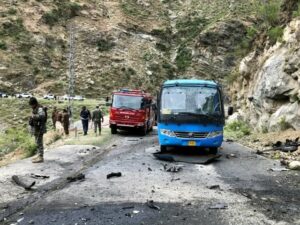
top-left (109, 89), bottom-right (156, 135)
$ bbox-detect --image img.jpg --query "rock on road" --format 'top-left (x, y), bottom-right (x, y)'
top-left (2, 130), bottom-right (300, 225)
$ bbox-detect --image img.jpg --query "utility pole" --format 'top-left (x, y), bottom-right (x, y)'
top-left (68, 23), bottom-right (76, 124)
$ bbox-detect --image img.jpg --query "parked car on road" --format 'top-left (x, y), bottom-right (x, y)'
top-left (0, 92), bottom-right (8, 98)
top-left (62, 95), bottom-right (74, 100)
top-left (73, 95), bottom-right (85, 101)
top-left (43, 94), bottom-right (55, 100)
top-left (16, 93), bottom-right (32, 98)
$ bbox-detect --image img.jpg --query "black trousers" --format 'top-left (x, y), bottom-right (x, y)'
top-left (82, 120), bottom-right (89, 134)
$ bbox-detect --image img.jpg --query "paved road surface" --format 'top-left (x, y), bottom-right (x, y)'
top-left (1, 130), bottom-right (300, 225)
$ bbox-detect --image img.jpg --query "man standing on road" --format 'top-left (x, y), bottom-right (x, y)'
top-left (80, 106), bottom-right (91, 135)
top-left (92, 106), bottom-right (104, 136)
top-left (29, 97), bottom-right (47, 163)
top-left (52, 106), bottom-right (58, 130)
top-left (62, 109), bottom-right (70, 136)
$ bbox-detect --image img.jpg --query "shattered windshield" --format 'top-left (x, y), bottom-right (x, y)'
top-left (112, 95), bottom-right (143, 110)
top-left (160, 86), bottom-right (221, 116)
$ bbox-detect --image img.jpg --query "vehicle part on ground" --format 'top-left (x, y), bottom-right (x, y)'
top-left (153, 152), bottom-right (221, 164)
top-left (12, 175), bottom-right (35, 190)
top-left (67, 173), bottom-right (85, 182)
top-left (106, 172), bottom-right (122, 179)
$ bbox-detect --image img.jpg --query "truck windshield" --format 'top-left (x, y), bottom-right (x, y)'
top-left (161, 86), bottom-right (221, 116)
top-left (112, 95), bottom-right (143, 110)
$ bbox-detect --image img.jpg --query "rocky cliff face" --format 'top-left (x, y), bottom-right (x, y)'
top-left (230, 18), bottom-right (300, 132)
top-left (0, 0), bottom-right (258, 97)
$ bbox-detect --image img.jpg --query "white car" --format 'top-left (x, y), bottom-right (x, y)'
top-left (43, 94), bottom-right (55, 100)
top-left (73, 95), bottom-right (85, 101)
top-left (16, 93), bottom-right (32, 98)
top-left (0, 92), bottom-right (8, 98)
top-left (62, 95), bottom-right (74, 100)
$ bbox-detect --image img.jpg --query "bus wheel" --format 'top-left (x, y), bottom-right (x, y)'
top-left (160, 145), bottom-right (167, 153)
top-left (111, 126), bottom-right (117, 134)
top-left (209, 147), bottom-right (218, 155)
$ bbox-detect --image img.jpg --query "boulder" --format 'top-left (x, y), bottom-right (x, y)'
top-left (288, 161), bottom-right (300, 170)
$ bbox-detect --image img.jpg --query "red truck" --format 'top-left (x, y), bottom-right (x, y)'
top-left (109, 89), bottom-right (156, 135)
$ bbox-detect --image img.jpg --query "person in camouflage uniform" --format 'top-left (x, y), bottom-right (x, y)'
top-left (92, 106), bottom-right (104, 135)
top-left (29, 97), bottom-right (47, 163)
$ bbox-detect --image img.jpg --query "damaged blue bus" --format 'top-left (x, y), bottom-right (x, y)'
top-left (157, 80), bottom-right (225, 154)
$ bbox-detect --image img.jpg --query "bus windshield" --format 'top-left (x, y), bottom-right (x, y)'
top-left (160, 86), bottom-right (221, 116)
top-left (112, 95), bottom-right (143, 110)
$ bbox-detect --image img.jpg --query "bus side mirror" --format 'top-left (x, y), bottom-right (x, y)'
top-left (228, 106), bottom-right (233, 116)
top-left (106, 102), bottom-right (112, 107)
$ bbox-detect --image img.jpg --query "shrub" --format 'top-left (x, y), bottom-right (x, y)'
top-left (279, 116), bottom-right (291, 131)
top-left (256, 0), bottom-right (281, 27)
top-left (175, 46), bottom-right (192, 71)
top-left (97, 39), bottom-right (115, 51)
top-left (292, 2), bottom-right (300, 18)
top-left (42, 1), bottom-right (81, 26)
top-left (267, 26), bottom-right (284, 44)
top-left (224, 120), bottom-right (251, 138)
top-left (0, 41), bottom-right (7, 50)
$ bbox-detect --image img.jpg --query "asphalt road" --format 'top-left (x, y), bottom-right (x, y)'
top-left (3, 130), bottom-right (300, 225)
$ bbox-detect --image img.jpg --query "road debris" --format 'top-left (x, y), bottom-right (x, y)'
top-left (154, 152), bottom-right (221, 164)
top-left (12, 175), bottom-right (35, 190)
top-left (30, 174), bottom-right (50, 179)
top-left (148, 167), bottom-right (152, 171)
top-left (226, 154), bottom-right (237, 159)
top-left (225, 139), bottom-right (234, 143)
top-left (107, 172), bottom-right (122, 179)
top-left (67, 173), bottom-right (85, 182)
top-left (122, 206), bottom-right (135, 210)
top-left (165, 165), bottom-right (183, 173)
top-left (146, 200), bottom-right (160, 211)
top-left (269, 168), bottom-right (289, 172)
top-left (209, 203), bottom-right (228, 210)
top-left (257, 138), bottom-right (299, 155)
top-left (207, 185), bottom-right (221, 190)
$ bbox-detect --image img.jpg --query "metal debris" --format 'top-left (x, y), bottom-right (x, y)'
top-left (257, 137), bottom-right (300, 154)
top-left (146, 200), bottom-right (160, 210)
top-left (207, 185), bottom-right (221, 190)
top-left (165, 165), bottom-right (183, 173)
top-left (209, 203), bottom-right (228, 210)
top-left (30, 174), bottom-right (50, 179)
top-left (107, 172), bottom-right (122, 179)
top-left (269, 168), bottom-right (289, 172)
top-left (67, 173), bottom-right (85, 182)
top-left (12, 175), bottom-right (35, 190)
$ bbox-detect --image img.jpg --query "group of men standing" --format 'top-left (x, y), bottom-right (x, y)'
top-left (80, 105), bottom-right (104, 135)
top-left (29, 97), bottom-right (105, 163)
top-left (52, 107), bottom-right (70, 135)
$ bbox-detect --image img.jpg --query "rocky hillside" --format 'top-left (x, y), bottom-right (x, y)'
top-left (229, 0), bottom-right (300, 132)
top-left (0, 0), bottom-right (262, 97)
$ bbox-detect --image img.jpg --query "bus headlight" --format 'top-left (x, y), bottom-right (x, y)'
top-left (160, 129), bottom-right (176, 137)
top-left (207, 131), bottom-right (223, 138)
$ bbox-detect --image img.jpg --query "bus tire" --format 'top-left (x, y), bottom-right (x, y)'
top-left (209, 147), bottom-right (218, 155)
top-left (111, 126), bottom-right (117, 134)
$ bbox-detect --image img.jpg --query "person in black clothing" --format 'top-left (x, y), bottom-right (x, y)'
top-left (80, 106), bottom-right (91, 135)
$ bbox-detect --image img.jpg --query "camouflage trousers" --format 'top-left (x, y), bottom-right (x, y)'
top-left (34, 134), bottom-right (44, 157)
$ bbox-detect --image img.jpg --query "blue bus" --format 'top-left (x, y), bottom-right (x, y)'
top-left (157, 79), bottom-right (225, 154)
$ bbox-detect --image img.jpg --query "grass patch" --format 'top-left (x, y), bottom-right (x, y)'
top-left (278, 116), bottom-right (291, 131)
top-left (0, 41), bottom-right (7, 50)
top-left (175, 46), bottom-right (192, 71)
top-left (224, 120), bottom-right (251, 139)
top-left (64, 128), bottom-right (111, 146)
top-left (292, 2), bottom-right (300, 18)
top-left (255, 0), bottom-right (282, 27)
top-left (267, 26), bottom-right (284, 44)
top-left (0, 128), bottom-right (36, 157)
